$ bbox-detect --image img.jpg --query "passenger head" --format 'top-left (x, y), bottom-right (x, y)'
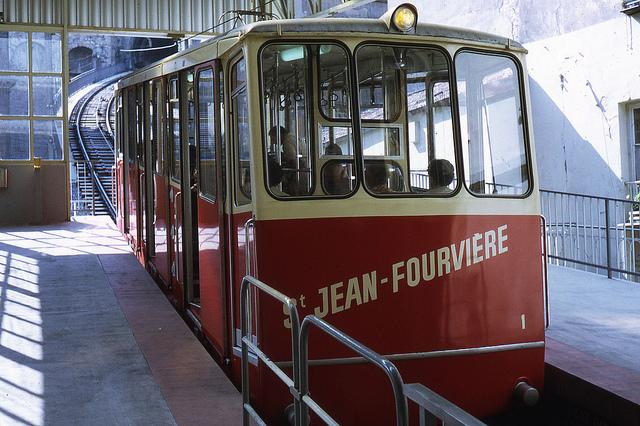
top-left (428, 159), bottom-right (454, 188)
top-left (324, 143), bottom-right (343, 156)
top-left (365, 162), bottom-right (390, 193)
top-left (268, 126), bottom-right (287, 146)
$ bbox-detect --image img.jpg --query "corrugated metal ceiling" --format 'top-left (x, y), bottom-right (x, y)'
top-left (0, 0), bottom-right (277, 34)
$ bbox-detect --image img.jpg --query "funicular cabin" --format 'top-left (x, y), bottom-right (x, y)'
top-left (114, 7), bottom-right (544, 424)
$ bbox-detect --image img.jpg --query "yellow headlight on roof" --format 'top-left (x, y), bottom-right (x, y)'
top-left (392, 4), bottom-right (418, 33)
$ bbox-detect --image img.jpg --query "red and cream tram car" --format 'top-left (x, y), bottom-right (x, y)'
top-left (114, 5), bottom-right (545, 424)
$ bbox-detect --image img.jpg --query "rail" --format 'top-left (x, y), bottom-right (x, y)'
top-left (298, 315), bottom-right (408, 426)
top-left (71, 76), bottom-right (124, 220)
top-left (541, 189), bottom-right (640, 281)
top-left (74, 89), bottom-right (116, 219)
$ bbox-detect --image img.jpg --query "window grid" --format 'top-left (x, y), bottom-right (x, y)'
top-left (0, 30), bottom-right (64, 162)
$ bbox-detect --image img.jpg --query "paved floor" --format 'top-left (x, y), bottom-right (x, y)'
top-left (546, 264), bottom-right (640, 404)
top-left (0, 217), bottom-right (241, 426)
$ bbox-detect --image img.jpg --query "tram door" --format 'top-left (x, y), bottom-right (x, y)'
top-left (126, 87), bottom-right (139, 250)
top-left (181, 69), bottom-right (200, 315)
top-left (117, 91), bottom-right (129, 234)
top-left (228, 56), bottom-right (254, 360)
top-left (149, 79), bottom-right (171, 285)
top-left (135, 84), bottom-right (148, 257)
top-left (142, 81), bottom-right (156, 267)
top-left (167, 75), bottom-right (185, 307)
top-left (193, 61), bottom-right (226, 356)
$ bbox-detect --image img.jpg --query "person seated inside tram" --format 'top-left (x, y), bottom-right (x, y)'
top-left (322, 143), bottom-right (351, 195)
top-left (365, 162), bottom-right (392, 194)
top-left (427, 158), bottom-right (454, 194)
top-left (268, 125), bottom-right (301, 194)
top-left (267, 156), bottom-right (287, 196)
top-left (268, 126), bottom-right (297, 168)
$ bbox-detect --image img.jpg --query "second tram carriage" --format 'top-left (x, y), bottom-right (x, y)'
top-left (115, 6), bottom-right (545, 424)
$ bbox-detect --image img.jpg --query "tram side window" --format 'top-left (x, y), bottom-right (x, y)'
top-left (168, 77), bottom-right (181, 182)
top-left (117, 93), bottom-right (123, 155)
top-left (136, 85), bottom-right (144, 166)
top-left (261, 43), bottom-right (355, 198)
top-left (150, 80), bottom-right (164, 175)
top-left (231, 58), bottom-right (251, 205)
top-left (185, 71), bottom-right (197, 185)
top-left (197, 68), bottom-right (216, 199)
top-left (127, 89), bottom-right (136, 163)
top-left (455, 52), bottom-right (529, 196)
top-left (356, 45), bottom-right (456, 195)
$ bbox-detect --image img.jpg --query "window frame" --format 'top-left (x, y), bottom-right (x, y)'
top-left (195, 65), bottom-right (218, 202)
top-left (0, 30), bottom-right (65, 163)
top-left (353, 41), bottom-right (462, 199)
top-left (453, 47), bottom-right (534, 199)
top-left (229, 54), bottom-right (252, 207)
top-left (258, 39), bottom-right (360, 201)
top-left (150, 78), bottom-right (165, 176)
top-left (167, 74), bottom-right (182, 183)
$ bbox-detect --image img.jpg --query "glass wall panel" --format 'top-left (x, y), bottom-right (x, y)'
top-left (33, 120), bottom-right (64, 160)
top-left (0, 32), bottom-right (28, 72)
top-left (33, 76), bottom-right (63, 117)
top-left (0, 120), bottom-right (30, 160)
top-left (32, 33), bottom-right (62, 73)
top-left (0, 75), bottom-right (29, 116)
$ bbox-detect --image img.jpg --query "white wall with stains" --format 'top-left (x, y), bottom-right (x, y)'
top-left (390, 0), bottom-right (640, 198)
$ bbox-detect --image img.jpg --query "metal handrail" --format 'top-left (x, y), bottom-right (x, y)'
top-left (298, 315), bottom-right (409, 426)
top-left (404, 383), bottom-right (486, 426)
top-left (240, 275), bottom-right (302, 426)
top-left (540, 215), bottom-right (550, 328)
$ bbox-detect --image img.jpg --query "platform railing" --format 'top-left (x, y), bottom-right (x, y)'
top-left (541, 189), bottom-right (640, 282)
top-left (240, 275), bottom-right (486, 426)
top-left (240, 275), bottom-right (302, 426)
top-left (298, 315), bottom-right (409, 426)
top-left (404, 383), bottom-right (486, 426)
top-left (70, 160), bottom-right (97, 216)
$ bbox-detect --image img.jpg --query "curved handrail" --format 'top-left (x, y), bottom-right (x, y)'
top-left (299, 315), bottom-right (409, 426)
top-left (240, 275), bottom-right (302, 426)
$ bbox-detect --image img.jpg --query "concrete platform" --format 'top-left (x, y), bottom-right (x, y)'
top-left (0, 217), bottom-right (241, 426)
top-left (545, 264), bottom-right (640, 425)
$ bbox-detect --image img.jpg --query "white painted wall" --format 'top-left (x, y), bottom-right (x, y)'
top-left (389, 0), bottom-right (640, 198)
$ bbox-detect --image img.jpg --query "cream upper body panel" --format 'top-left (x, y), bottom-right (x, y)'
top-left (242, 32), bottom-right (538, 221)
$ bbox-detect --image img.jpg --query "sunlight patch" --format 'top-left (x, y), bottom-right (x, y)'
top-left (1, 316), bottom-right (43, 343)
top-left (6, 290), bottom-right (41, 310)
top-left (0, 332), bottom-right (43, 361)
top-left (2, 301), bottom-right (42, 325)
top-left (6, 277), bottom-right (40, 295)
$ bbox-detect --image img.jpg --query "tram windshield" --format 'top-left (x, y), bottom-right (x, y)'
top-left (260, 42), bottom-right (530, 199)
top-left (261, 43), bottom-right (355, 197)
top-left (455, 52), bottom-right (529, 196)
top-left (356, 45), bottom-right (456, 195)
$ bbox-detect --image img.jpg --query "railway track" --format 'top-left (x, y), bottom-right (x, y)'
top-left (69, 80), bottom-right (119, 219)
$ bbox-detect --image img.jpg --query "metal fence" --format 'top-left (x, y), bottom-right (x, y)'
top-left (69, 160), bottom-right (112, 216)
top-left (541, 189), bottom-right (640, 282)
